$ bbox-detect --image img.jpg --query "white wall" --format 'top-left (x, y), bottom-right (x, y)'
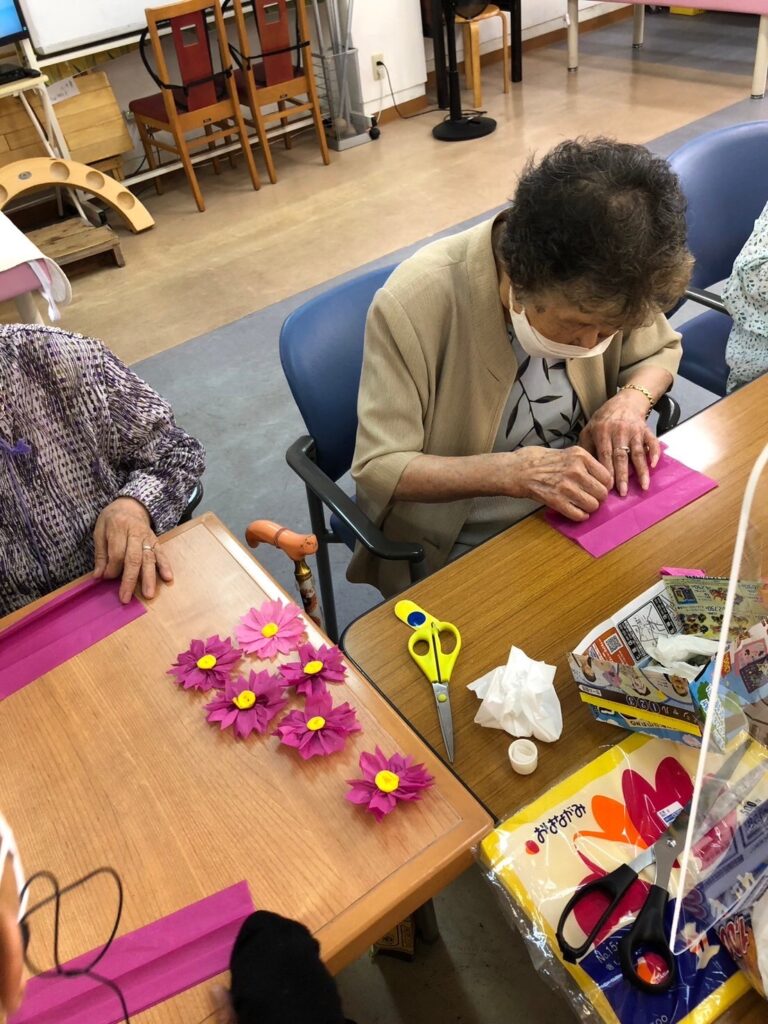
top-left (364, 1), bottom-right (625, 117)
top-left (350, 0), bottom-right (428, 118)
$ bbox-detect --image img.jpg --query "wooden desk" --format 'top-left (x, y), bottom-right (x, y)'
top-left (0, 514), bottom-right (491, 1022)
top-left (342, 377), bottom-right (768, 1022)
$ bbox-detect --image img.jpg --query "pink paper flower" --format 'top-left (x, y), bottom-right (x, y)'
top-left (167, 635), bottom-right (242, 692)
top-left (275, 691), bottom-right (361, 759)
top-left (346, 747), bottom-right (434, 822)
top-left (205, 670), bottom-right (287, 739)
top-left (235, 600), bottom-right (306, 659)
top-left (279, 642), bottom-right (347, 697)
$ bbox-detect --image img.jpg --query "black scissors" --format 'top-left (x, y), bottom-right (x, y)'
top-left (556, 739), bottom-right (762, 993)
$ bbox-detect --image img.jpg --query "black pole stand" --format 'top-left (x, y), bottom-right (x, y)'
top-left (432, 4), bottom-right (496, 142)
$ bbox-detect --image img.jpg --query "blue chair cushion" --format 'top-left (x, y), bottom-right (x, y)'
top-left (329, 508), bottom-right (357, 551)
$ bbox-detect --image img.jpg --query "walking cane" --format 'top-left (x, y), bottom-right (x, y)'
top-left (244, 520), bottom-right (324, 630)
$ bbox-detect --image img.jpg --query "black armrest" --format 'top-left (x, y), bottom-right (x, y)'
top-left (286, 436), bottom-right (426, 566)
top-left (684, 287), bottom-right (729, 316)
top-left (178, 479), bottom-right (204, 524)
top-left (655, 393), bottom-right (680, 436)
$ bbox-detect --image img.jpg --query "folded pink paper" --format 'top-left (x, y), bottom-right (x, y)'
top-left (11, 881), bottom-right (255, 1024)
top-left (545, 450), bottom-right (718, 557)
top-left (0, 577), bottom-right (146, 702)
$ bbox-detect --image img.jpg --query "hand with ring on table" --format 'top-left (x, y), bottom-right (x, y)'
top-left (578, 388), bottom-right (660, 497)
top-left (92, 496), bottom-right (173, 604)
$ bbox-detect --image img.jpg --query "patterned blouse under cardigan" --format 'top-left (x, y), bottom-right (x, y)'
top-left (0, 324), bottom-right (205, 616)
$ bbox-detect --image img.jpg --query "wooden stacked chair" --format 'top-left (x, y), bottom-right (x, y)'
top-left (130, 0), bottom-right (261, 212)
top-left (231, 0), bottom-right (329, 184)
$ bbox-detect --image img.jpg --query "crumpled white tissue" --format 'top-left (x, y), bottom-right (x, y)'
top-left (642, 636), bottom-right (720, 680)
top-left (467, 646), bottom-right (562, 743)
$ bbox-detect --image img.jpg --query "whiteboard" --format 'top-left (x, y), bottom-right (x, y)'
top-left (19, 0), bottom-right (166, 56)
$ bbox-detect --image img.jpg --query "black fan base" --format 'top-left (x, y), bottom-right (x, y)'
top-left (432, 114), bottom-right (496, 142)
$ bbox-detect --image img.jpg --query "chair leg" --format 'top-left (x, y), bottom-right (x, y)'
top-left (136, 118), bottom-right (163, 196)
top-left (567, 0), bottom-right (578, 71)
top-left (175, 131), bottom-right (206, 212)
top-left (277, 99), bottom-right (292, 150)
top-left (305, 71), bottom-right (331, 165)
top-left (306, 488), bottom-right (339, 643)
top-left (469, 22), bottom-right (482, 109)
top-left (227, 84), bottom-right (262, 192)
top-left (252, 103), bottom-right (278, 184)
top-left (204, 123), bottom-right (221, 174)
top-left (462, 23), bottom-right (473, 92)
top-left (753, 14), bottom-right (768, 98)
top-left (499, 11), bottom-right (510, 94)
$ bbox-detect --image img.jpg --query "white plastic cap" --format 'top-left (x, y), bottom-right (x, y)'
top-left (509, 738), bottom-right (538, 775)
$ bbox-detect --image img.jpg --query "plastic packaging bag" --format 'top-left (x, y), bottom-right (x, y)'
top-left (477, 734), bottom-right (751, 1024)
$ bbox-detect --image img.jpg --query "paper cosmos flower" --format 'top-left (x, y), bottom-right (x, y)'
top-left (168, 636), bottom-right (242, 691)
top-left (279, 642), bottom-right (347, 697)
top-left (235, 600), bottom-right (306, 659)
top-left (205, 670), bottom-right (287, 739)
top-left (275, 691), bottom-right (361, 759)
top-left (346, 747), bottom-right (435, 822)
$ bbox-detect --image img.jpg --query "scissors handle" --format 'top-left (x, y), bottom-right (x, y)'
top-left (556, 863), bottom-right (638, 963)
top-left (619, 884), bottom-right (676, 994)
top-left (407, 621), bottom-right (461, 683)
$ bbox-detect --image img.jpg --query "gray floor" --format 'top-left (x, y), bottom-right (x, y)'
top-left (132, 12), bottom-right (753, 1021)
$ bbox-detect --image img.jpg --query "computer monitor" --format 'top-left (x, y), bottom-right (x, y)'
top-left (0, 0), bottom-right (28, 46)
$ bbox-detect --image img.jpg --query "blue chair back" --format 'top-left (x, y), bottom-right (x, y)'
top-left (678, 308), bottom-right (731, 395)
top-left (279, 264), bottom-right (396, 482)
top-left (668, 122), bottom-right (768, 289)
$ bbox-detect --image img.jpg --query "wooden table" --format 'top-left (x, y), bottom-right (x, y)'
top-left (0, 514), bottom-right (491, 1022)
top-left (342, 376), bottom-right (768, 1022)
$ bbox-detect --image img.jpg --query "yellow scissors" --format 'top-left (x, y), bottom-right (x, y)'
top-left (395, 601), bottom-right (462, 762)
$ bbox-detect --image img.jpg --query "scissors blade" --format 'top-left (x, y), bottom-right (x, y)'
top-left (433, 683), bottom-right (454, 762)
top-left (649, 809), bottom-right (692, 888)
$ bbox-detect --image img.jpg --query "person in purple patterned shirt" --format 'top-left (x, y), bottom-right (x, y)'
top-left (0, 324), bottom-right (205, 616)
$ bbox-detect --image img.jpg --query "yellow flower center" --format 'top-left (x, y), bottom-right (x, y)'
top-left (304, 660), bottom-right (324, 675)
top-left (233, 690), bottom-right (256, 710)
top-left (196, 654), bottom-right (217, 670)
top-left (261, 622), bottom-right (279, 638)
top-left (374, 769), bottom-right (400, 793)
top-left (306, 715), bottom-right (326, 731)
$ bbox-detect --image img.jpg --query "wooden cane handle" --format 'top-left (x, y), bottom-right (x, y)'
top-left (245, 519), bottom-right (318, 560)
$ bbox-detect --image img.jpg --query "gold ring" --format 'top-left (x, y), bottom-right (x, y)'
top-left (142, 543), bottom-right (156, 552)
top-left (613, 446), bottom-right (631, 455)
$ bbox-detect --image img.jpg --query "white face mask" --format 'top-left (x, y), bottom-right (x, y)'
top-left (508, 290), bottom-right (617, 360)
top-left (0, 813), bottom-right (27, 920)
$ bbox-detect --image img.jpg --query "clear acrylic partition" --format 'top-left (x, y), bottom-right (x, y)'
top-left (671, 442), bottom-right (768, 954)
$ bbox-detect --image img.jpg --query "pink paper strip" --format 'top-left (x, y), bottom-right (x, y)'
top-left (545, 450), bottom-right (718, 557)
top-left (11, 881), bottom-right (254, 1024)
top-left (0, 578), bottom-right (146, 702)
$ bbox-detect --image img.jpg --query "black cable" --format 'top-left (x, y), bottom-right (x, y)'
top-left (378, 61), bottom-right (441, 120)
top-left (378, 60), bottom-right (486, 121)
top-left (18, 867), bottom-right (234, 1024)
top-left (20, 867), bottom-right (131, 1023)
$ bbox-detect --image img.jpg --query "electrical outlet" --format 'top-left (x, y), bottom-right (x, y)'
top-left (371, 53), bottom-right (386, 80)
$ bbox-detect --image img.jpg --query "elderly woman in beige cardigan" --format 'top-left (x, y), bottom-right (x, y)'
top-left (350, 139), bottom-right (692, 595)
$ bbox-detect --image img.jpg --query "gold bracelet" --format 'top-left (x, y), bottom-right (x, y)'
top-left (618, 383), bottom-right (656, 409)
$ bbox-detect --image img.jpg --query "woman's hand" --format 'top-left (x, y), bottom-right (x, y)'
top-left (579, 390), bottom-right (660, 496)
top-left (507, 446), bottom-right (612, 521)
top-left (93, 497), bottom-right (173, 603)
